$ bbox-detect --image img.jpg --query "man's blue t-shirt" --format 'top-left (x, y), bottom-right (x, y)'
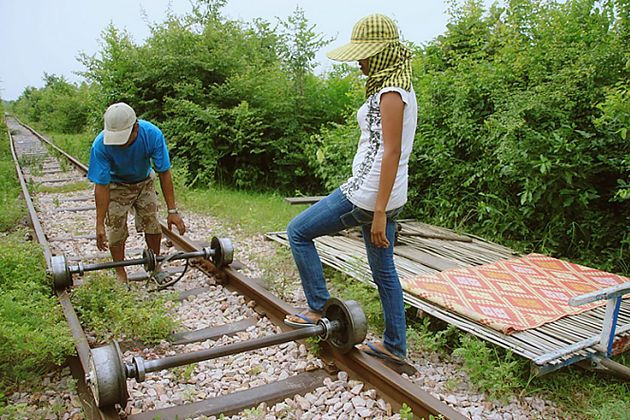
top-left (87, 120), bottom-right (171, 185)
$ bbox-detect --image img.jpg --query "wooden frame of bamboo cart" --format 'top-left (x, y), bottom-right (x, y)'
top-left (267, 214), bottom-right (630, 378)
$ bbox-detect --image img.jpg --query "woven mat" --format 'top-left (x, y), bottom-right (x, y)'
top-left (401, 253), bottom-right (629, 334)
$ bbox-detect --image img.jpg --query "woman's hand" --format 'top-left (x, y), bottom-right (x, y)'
top-left (370, 210), bottom-right (390, 248)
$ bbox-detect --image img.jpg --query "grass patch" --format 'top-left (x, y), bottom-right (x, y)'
top-left (180, 185), bottom-right (307, 237)
top-left (0, 231), bottom-right (74, 395)
top-left (71, 274), bottom-right (177, 344)
top-left (259, 246), bottom-right (299, 300)
top-left (534, 360), bottom-right (630, 419)
top-left (0, 120), bottom-right (25, 230)
top-left (407, 317), bottom-right (459, 354)
top-left (47, 132), bottom-right (92, 167)
top-left (33, 180), bottom-right (91, 194)
top-left (452, 335), bottom-right (528, 400)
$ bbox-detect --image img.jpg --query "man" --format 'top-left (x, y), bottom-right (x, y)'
top-left (87, 102), bottom-right (186, 282)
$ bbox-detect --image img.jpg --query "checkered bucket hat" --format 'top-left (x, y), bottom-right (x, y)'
top-left (327, 14), bottom-right (400, 61)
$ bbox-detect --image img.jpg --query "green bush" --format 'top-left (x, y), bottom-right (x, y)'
top-left (0, 233), bottom-right (74, 385)
top-left (74, 5), bottom-right (357, 193)
top-left (404, 0), bottom-right (629, 273)
top-left (0, 110), bottom-right (25, 230)
top-left (452, 334), bottom-right (526, 399)
top-left (12, 74), bottom-right (92, 134)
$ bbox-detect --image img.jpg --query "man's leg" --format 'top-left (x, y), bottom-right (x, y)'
top-left (145, 233), bottom-right (161, 255)
top-left (134, 176), bottom-right (162, 264)
top-left (106, 183), bottom-right (134, 283)
top-left (109, 242), bottom-right (128, 282)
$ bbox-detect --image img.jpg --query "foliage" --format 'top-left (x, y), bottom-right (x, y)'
top-left (277, 6), bottom-right (333, 96)
top-left (0, 232), bottom-right (74, 387)
top-left (180, 184), bottom-right (306, 237)
top-left (305, 336), bottom-right (321, 356)
top-left (259, 246), bottom-right (299, 301)
top-left (535, 356), bottom-right (630, 419)
top-left (407, 317), bottom-right (459, 354)
top-left (402, 0), bottom-right (629, 273)
top-left (33, 180), bottom-right (90, 194)
top-left (70, 275), bottom-right (176, 344)
top-left (327, 268), bottom-right (385, 332)
top-left (12, 74), bottom-right (92, 134)
top-left (77, 3), bottom-right (355, 193)
top-left (47, 132), bottom-right (93, 166)
top-left (0, 108), bottom-right (25, 230)
top-left (452, 334), bottom-right (526, 399)
top-left (399, 402), bottom-right (413, 420)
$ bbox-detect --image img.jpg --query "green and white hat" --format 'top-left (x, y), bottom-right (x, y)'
top-left (327, 14), bottom-right (400, 62)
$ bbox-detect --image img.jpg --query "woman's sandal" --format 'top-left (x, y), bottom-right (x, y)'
top-left (283, 311), bottom-right (321, 328)
top-left (357, 341), bottom-right (407, 366)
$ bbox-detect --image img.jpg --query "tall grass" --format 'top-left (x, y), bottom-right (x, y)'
top-left (180, 186), bottom-right (308, 237)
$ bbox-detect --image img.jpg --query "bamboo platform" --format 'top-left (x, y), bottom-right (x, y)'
top-left (266, 220), bottom-right (630, 375)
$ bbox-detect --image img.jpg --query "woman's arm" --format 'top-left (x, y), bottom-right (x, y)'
top-left (372, 91), bottom-right (404, 248)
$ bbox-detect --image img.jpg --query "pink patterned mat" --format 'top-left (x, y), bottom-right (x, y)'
top-left (401, 253), bottom-right (629, 334)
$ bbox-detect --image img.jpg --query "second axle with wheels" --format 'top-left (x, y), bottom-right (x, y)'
top-left (50, 236), bottom-right (234, 289)
top-left (87, 297), bottom-right (368, 408)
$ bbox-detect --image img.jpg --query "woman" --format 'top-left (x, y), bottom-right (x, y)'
top-left (285, 14), bottom-right (417, 365)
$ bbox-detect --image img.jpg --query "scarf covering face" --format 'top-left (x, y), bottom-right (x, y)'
top-left (365, 42), bottom-right (412, 97)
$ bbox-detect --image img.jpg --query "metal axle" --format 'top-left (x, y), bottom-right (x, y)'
top-left (68, 248), bottom-right (214, 276)
top-left (127, 320), bottom-right (337, 382)
top-left (87, 298), bottom-right (367, 408)
top-left (51, 236), bottom-right (234, 289)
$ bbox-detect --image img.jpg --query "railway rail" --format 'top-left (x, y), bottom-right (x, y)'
top-left (6, 115), bottom-right (465, 420)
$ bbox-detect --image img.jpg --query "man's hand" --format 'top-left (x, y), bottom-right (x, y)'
top-left (96, 224), bottom-right (108, 251)
top-left (167, 213), bottom-right (186, 235)
top-left (370, 211), bottom-right (389, 248)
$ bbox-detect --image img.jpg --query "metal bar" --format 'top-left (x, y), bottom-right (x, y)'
top-left (142, 325), bottom-right (324, 374)
top-left (326, 346), bottom-right (467, 420)
top-left (534, 323), bottom-right (630, 365)
top-left (599, 357), bottom-right (630, 381)
top-left (569, 282), bottom-right (630, 306)
top-left (7, 123), bottom-right (52, 263)
top-left (157, 249), bottom-right (209, 262)
top-left (16, 117), bottom-right (88, 172)
top-left (68, 249), bottom-right (209, 274)
top-left (601, 297), bottom-right (622, 356)
top-left (70, 257), bottom-right (146, 273)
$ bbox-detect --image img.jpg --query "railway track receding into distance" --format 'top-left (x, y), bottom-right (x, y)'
top-left (6, 115), bottom-right (464, 420)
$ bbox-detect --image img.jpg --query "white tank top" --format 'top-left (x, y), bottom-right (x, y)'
top-left (340, 86), bottom-right (417, 211)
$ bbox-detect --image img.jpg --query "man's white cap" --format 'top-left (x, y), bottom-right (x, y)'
top-left (103, 102), bottom-right (136, 145)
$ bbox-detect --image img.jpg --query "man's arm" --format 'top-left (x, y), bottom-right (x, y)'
top-left (94, 183), bottom-right (110, 251)
top-left (157, 170), bottom-right (186, 234)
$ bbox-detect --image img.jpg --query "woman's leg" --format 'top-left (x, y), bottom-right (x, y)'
top-left (287, 189), bottom-right (354, 313)
top-left (361, 218), bottom-right (407, 358)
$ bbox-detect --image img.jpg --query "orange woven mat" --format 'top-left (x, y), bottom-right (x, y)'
top-left (401, 253), bottom-right (629, 334)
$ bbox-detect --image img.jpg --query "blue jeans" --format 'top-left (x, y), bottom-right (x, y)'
top-left (286, 188), bottom-right (407, 358)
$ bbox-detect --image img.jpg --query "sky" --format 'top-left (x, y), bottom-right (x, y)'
top-left (0, 0), bottom-right (481, 101)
